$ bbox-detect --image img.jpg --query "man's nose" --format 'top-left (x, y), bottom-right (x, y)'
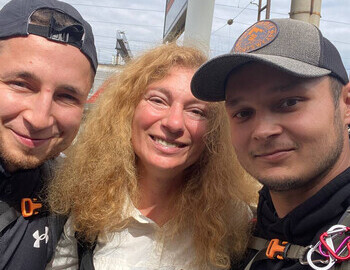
top-left (22, 91), bottom-right (55, 130)
top-left (252, 113), bottom-right (283, 141)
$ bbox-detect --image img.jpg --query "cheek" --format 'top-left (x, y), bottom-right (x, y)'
top-left (55, 108), bottom-right (83, 135)
top-left (230, 126), bottom-right (247, 150)
top-left (131, 105), bottom-right (157, 150)
top-left (187, 120), bottom-right (208, 146)
top-left (133, 103), bottom-right (162, 132)
top-left (284, 112), bottom-right (330, 142)
top-left (0, 92), bottom-right (26, 120)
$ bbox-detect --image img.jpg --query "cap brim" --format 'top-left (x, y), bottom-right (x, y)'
top-left (191, 53), bottom-right (332, 101)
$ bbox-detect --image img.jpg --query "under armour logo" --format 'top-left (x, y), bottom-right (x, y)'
top-left (33, 226), bottom-right (49, 248)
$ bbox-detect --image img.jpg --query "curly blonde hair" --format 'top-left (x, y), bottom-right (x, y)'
top-left (48, 43), bottom-right (258, 269)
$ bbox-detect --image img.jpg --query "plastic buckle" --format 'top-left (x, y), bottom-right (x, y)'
top-left (21, 198), bottom-right (43, 217)
top-left (266, 239), bottom-right (291, 260)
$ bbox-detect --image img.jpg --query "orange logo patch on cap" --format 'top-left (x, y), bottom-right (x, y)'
top-left (232, 20), bottom-right (278, 53)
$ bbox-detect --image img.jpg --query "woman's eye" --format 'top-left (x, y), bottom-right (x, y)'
top-left (149, 97), bottom-right (165, 104)
top-left (189, 110), bottom-right (207, 120)
top-left (191, 109), bottom-right (205, 117)
top-left (147, 97), bottom-right (170, 109)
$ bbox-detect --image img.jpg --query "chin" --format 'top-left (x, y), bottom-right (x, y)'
top-left (150, 161), bottom-right (185, 173)
top-left (2, 155), bottom-right (43, 171)
top-left (155, 164), bottom-right (182, 171)
top-left (257, 174), bottom-right (308, 192)
top-left (0, 148), bottom-right (60, 172)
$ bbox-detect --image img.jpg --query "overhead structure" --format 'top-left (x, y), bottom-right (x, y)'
top-left (163, 0), bottom-right (187, 42)
top-left (257, 0), bottom-right (271, 21)
top-left (115, 30), bottom-right (132, 64)
top-left (290, 0), bottom-right (322, 27)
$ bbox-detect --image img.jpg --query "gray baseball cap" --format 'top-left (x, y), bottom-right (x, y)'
top-left (0, 0), bottom-right (97, 72)
top-left (191, 18), bottom-right (349, 101)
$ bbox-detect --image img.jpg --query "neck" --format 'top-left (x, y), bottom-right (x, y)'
top-left (137, 166), bottom-right (184, 225)
top-left (270, 185), bottom-right (321, 218)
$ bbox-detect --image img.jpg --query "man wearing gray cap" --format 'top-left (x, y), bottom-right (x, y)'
top-left (192, 18), bottom-right (350, 269)
top-left (0, 0), bottom-right (97, 269)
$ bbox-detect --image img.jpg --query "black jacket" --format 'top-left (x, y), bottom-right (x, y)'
top-left (0, 160), bottom-right (63, 270)
top-left (236, 167), bottom-right (350, 270)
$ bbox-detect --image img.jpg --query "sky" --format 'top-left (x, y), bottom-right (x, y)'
top-left (0, 0), bottom-right (349, 73)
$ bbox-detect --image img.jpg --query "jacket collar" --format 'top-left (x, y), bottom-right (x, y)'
top-left (256, 167), bottom-right (350, 245)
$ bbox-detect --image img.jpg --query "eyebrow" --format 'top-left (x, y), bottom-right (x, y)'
top-left (146, 87), bottom-right (172, 99)
top-left (1, 71), bottom-right (85, 98)
top-left (147, 86), bottom-right (208, 106)
top-left (1, 71), bottom-right (39, 81)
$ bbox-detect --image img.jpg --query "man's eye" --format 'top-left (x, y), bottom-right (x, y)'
top-left (235, 110), bottom-right (253, 119)
top-left (9, 81), bottom-right (30, 90)
top-left (280, 98), bottom-right (299, 108)
top-left (58, 94), bottom-right (79, 104)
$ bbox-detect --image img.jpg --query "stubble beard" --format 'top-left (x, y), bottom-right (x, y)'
top-left (0, 139), bottom-right (64, 172)
top-left (253, 110), bottom-right (345, 192)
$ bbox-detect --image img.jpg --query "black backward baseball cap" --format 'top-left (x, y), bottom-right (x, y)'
top-left (0, 0), bottom-right (97, 72)
top-left (191, 18), bottom-right (349, 101)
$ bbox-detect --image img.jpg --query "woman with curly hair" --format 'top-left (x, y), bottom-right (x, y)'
top-left (47, 43), bottom-right (258, 270)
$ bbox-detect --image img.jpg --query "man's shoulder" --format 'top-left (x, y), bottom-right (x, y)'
top-left (0, 212), bottom-right (67, 269)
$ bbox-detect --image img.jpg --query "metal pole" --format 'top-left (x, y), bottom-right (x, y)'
top-left (257, 0), bottom-right (271, 21)
top-left (183, 0), bottom-right (215, 55)
top-left (266, 0), bottom-right (271, 19)
top-left (290, 0), bottom-right (322, 27)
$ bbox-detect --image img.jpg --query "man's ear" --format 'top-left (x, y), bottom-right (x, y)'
top-left (342, 83), bottom-right (350, 125)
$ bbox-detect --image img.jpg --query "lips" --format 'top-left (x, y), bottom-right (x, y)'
top-left (254, 148), bottom-right (294, 157)
top-left (253, 147), bottom-right (296, 163)
top-left (150, 135), bottom-right (187, 148)
top-left (11, 130), bottom-right (55, 148)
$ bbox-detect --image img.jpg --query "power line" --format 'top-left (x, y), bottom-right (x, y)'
top-left (89, 20), bottom-right (162, 28)
top-left (214, 16), bottom-right (252, 26)
top-left (215, 3), bottom-right (284, 15)
top-left (212, 1), bottom-right (255, 34)
top-left (94, 34), bottom-right (159, 44)
top-left (71, 3), bottom-right (163, 13)
top-left (321, 19), bottom-right (350, 26)
top-left (332, 40), bottom-right (350, 45)
top-left (215, 3), bottom-right (350, 26)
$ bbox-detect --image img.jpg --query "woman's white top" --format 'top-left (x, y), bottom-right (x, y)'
top-left (46, 206), bottom-right (211, 270)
